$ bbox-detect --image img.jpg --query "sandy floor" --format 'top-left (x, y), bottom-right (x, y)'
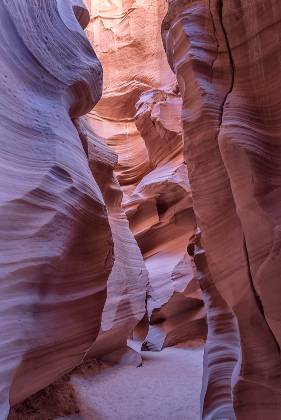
top-left (67, 343), bottom-right (203, 420)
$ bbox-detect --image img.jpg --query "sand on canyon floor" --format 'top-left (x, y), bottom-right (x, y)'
top-left (62, 341), bottom-right (204, 420)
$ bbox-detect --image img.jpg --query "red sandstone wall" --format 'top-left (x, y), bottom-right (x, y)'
top-left (87, 0), bottom-right (206, 351)
top-left (163, 1), bottom-right (281, 418)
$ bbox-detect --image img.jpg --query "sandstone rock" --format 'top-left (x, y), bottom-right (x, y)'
top-left (191, 228), bottom-right (240, 420)
top-left (75, 117), bottom-right (148, 361)
top-left (0, 1), bottom-right (111, 417)
top-left (163, 0), bottom-right (281, 418)
top-left (86, 0), bottom-right (176, 190)
top-left (131, 90), bottom-right (206, 350)
top-left (87, 0), bottom-right (206, 351)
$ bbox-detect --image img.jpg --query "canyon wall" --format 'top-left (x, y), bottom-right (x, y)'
top-left (0, 1), bottom-right (146, 417)
top-left (132, 89), bottom-right (206, 350)
top-left (0, 1), bottom-right (106, 415)
top-left (163, 0), bottom-right (281, 418)
top-left (76, 117), bottom-right (148, 362)
top-left (4, 0), bottom-right (280, 418)
top-left (87, 0), bottom-right (206, 350)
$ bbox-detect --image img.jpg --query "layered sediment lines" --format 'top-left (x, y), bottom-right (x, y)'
top-left (2, 2), bottom-right (206, 417)
top-left (130, 90), bottom-right (206, 350)
top-left (87, 0), bottom-right (176, 190)
top-left (87, 0), bottom-right (206, 351)
top-left (163, 0), bottom-right (281, 418)
top-left (0, 1), bottom-right (146, 417)
top-left (77, 117), bottom-right (148, 361)
top-left (0, 1), bottom-right (109, 415)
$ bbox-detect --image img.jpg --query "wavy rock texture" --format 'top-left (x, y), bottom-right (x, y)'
top-left (131, 90), bottom-right (206, 350)
top-left (87, 0), bottom-right (206, 351)
top-left (75, 117), bottom-right (147, 362)
top-left (0, 1), bottom-right (112, 417)
top-left (163, 0), bottom-right (281, 418)
top-left (86, 0), bottom-right (176, 190)
top-left (189, 228), bottom-right (241, 420)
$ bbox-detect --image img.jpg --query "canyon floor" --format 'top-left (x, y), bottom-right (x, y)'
top-left (63, 341), bottom-right (203, 420)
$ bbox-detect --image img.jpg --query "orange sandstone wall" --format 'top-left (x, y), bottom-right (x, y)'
top-left (87, 0), bottom-right (206, 350)
top-left (163, 0), bottom-right (281, 418)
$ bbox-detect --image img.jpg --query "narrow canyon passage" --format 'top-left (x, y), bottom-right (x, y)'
top-left (62, 342), bottom-right (203, 420)
top-left (2, 1), bottom-right (281, 419)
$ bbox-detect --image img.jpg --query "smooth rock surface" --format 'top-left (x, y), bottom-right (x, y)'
top-left (163, 0), bottom-right (281, 418)
top-left (76, 117), bottom-right (148, 359)
top-left (0, 1), bottom-right (108, 417)
top-left (131, 89), bottom-right (206, 349)
top-left (87, 0), bottom-right (206, 351)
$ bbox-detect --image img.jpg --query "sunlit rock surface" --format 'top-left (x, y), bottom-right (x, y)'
top-left (86, 0), bottom-right (176, 190)
top-left (87, 0), bottom-right (206, 351)
top-left (163, 0), bottom-right (281, 418)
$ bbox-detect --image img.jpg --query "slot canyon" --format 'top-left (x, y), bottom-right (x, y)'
top-left (1, 0), bottom-right (281, 419)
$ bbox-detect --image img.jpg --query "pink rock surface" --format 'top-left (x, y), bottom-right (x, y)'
top-left (5, 0), bottom-right (281, 418)
top-left (191, 228), bottom-right (240, 420)
top-left (76, 117), bottom-right (148, 360)
top-left (0, 1), bottom-right (112, 416)
top-left (86, 0), bottom-right (176, 191)
top-left (87, 0), bottom-right (206, 351)
top-left (163, 0), bottom-right (281, 418)
top-left (130, 89), bottom-right (206, 350)
top-left (3, 3), bottom-right (200, 417)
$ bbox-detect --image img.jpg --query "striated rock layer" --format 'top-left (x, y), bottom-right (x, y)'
top-left (87, 0), bottom-right (206, 350)
top-left (0, 1), bottom-right (110, 416)
top-left (76, 117), bottom-right (148, 363)
top-left (163, 0), bottom-right (281, 418)
top-left (131, 89), bottom-right (206, 350)
top-left (86, 0), bottom-right (176, 191)
top-left (0, 0), bottom-right (144, 419)
top-left (0, 1), bottom-right (145, 417)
